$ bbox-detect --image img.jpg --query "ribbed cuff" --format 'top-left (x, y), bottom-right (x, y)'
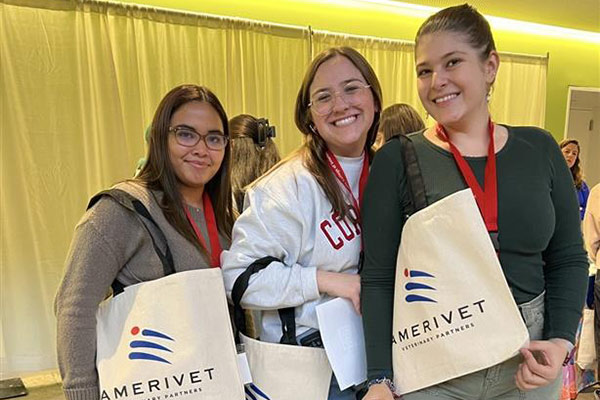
top-left (300, 266), bottom-right (320, 302)
top-left (64, 387), bottom-right (100, 400)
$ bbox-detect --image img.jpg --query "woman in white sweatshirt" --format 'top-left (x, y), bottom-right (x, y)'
top-left (222, 46), bottom-right (382, 399)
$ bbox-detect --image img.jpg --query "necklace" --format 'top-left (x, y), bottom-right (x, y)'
top-left (188, 204), bottom-right (203, 214)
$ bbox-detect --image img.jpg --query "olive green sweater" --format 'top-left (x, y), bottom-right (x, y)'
top-left (360, 126), bottom-right (588, 381)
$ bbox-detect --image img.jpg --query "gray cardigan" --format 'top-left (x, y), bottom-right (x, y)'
top-left (54, 181), bottom-right (229, 400)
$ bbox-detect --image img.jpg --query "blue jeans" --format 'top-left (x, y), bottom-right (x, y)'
top-left (403, 292), bottom-right (562, 400)
top-left (328, 374), bottom-right (357, 400)
top-left (296, 329), bottom-right (357, 400)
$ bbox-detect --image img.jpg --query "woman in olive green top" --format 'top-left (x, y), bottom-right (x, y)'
top-left (360, 5), bottom-right (588, 400)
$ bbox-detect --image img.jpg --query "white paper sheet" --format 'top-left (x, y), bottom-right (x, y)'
top-left (316, 297), bottom-right (367, 390)
top-left (237, 352), bottom-right (253, 384)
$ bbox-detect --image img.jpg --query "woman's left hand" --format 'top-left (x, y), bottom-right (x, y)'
top-left (515, 339), bottom-right (568, 391)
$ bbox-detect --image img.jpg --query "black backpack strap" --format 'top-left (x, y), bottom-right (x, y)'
top-left (277, 307), bottom-right (297, 345)
top-left (231, 256), bottom-right (297, 344)
top-left (88, 189), bottom-right (175, 294)
top-left (397, 135), bottom-right (428, 216)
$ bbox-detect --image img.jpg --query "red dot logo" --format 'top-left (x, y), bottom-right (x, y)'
top-left (131, 326), bottom-right (140, 335)
top-left (404, 268), bottom-right (409, 278)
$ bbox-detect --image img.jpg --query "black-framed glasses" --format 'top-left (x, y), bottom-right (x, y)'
top-left (168, 126), bottom-right (228, 150)
top-left (308, 81), bottom-right (371, 115)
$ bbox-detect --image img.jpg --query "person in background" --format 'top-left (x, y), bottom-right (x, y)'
top-left (230, 114), bottom-right (281, 213)
top-left (373, 103), bottom-right (425, 149)
top-left (134, 125), bottom-right (151, 176)
top-left (55, 84), bottom-right (234, 400)
top-left (222, 46), bottom-right (382, 399)
top-left (560, 138), bottom-right (590, 220)
top-left (361, 4), bottom-right (588, 400)
top-left (585, 184), bottom-right (600, 400)
top-left (586, 184), bottom-right (600, 273)
top-left (559, 139), bottom-right (594, 400)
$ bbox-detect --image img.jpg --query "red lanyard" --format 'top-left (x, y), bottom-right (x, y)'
top-left (183, 191), bottom-right (222, 268)
top-left (325, 150), bottom-right (369, 221)
top-left (435, 119), bottom-right (498, 232)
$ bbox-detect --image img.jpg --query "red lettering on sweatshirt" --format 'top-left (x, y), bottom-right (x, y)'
top-left (320, 206), bottom-right (361, 250)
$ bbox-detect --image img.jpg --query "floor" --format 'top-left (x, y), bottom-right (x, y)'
top-left (5, 368), bottom-right (600, 400)
top-left (18, 384), bottom-right (64, 400)
top-left (11, 383), bottom-right (599, 400)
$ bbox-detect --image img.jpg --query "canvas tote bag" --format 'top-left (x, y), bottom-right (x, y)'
top-left (392, 188), bottom-right (529, 395)
top-left (576, 308), bottom-right (596, 369)
top-left (90, 189), bottom-right (244, 400)
top-left (96, 268), bottom-right (245, 400)
top-left (232, 257), bottom-right (332, 400)
top-left (240, 333), bottom-right (332, 399)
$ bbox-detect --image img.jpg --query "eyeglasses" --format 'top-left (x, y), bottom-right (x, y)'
top-left (308, 81), bottom-right (371, 115)
top-left (168, 126), bottom-right (228, 150)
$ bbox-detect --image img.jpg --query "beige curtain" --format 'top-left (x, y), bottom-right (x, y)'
top-left (490, 53), bottom-right (548, 127)
top-left (0, 0), bottom-right (546, 376)
top-left (0, 0), bottom-right (308, 376)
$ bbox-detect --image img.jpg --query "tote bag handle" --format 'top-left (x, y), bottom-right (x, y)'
top-left (231, 256), bottom-right (297, 345)
top-left (88, 189), bottom-right (175, 294)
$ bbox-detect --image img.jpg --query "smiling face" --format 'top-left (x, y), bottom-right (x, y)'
top-left (308, 56), bottom-right (376, 157)
top-left (168, 101), bottom-right (225, 203)
top-left (415, 31), bottom-right (498, 130)
top-left (561, 142), bottom-right (579, 169)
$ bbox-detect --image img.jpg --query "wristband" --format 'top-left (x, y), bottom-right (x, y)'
top-left (368, 377), bottom-right (401, 399)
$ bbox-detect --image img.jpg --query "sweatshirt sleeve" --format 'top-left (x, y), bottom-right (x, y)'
top-left (360, 140), bottom-right (409, 381)
top-left (221, 184), bottom-right (320, 310)
top-left (542, 135), bottom-right (589, 344)
top-left (54, 199), bottom-right (142, 400)
top-left (583, 185), bottom-right (600, 264)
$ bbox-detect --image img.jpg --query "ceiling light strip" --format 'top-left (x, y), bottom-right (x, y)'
top-left (346, 0), bottom-right (600, 44)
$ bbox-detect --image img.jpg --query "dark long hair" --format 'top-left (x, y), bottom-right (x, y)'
top-left (416, 4), bottom-right (496, 62)
top-left (560, 138), bottom-right (585, 189)
top-left (137, 85), bottom-right (234, 258)
top-left (294, 47), bottom-right (382, 221)
top-left (230, 114), bottom-right (281, 212)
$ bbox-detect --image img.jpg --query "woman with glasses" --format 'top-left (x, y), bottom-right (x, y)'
top-left (55, 84), bottom-right (234, 400)
top-left (222, 47), bottom-right (382, 399)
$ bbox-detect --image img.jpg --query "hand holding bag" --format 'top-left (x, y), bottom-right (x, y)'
top-left (392, 189), bottom-right (529, 394)
top-left (391, 135), bottom-right (528, 395)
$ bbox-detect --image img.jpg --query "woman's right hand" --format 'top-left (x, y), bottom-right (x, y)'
top-left (363, 383), bottom-right (395, 400)
top-left (316, 270), bottom-right (361, 314)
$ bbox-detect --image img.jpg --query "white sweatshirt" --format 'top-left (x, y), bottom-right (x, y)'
top-left (222, 153), bottom-right (364, 343)
top-left (584, 183), bottom-right (600, 264)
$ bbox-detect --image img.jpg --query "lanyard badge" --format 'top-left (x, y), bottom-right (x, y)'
top-left (184, 192), bottom-right (222, 268)
top-left (435, 119), bottom-right (499, 250)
